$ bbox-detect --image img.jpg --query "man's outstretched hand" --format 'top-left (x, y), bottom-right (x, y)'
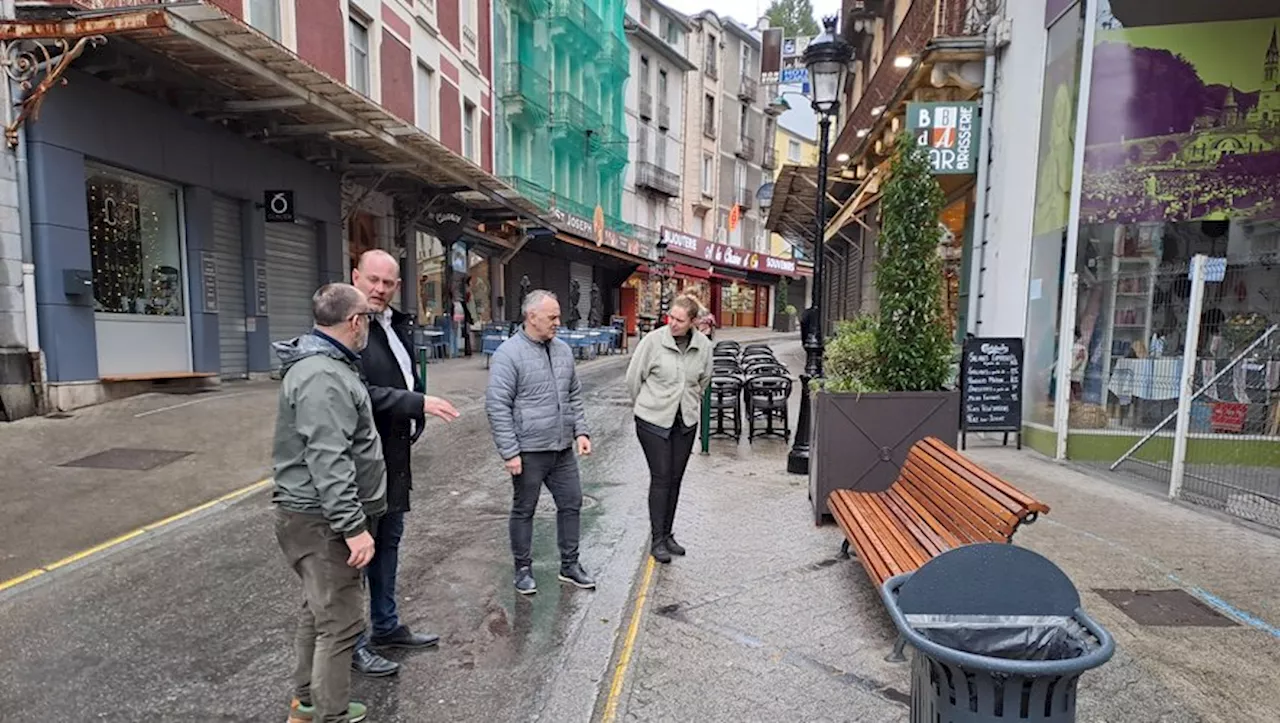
top-left (424, 395), bottom-right (460, 422)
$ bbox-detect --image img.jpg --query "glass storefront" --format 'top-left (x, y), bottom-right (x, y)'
top-left (417, 230), bottom-right (446, 325)
top-left (1024, 0), bottom-right (1087, 430)
top-left (86, 164), bottom-right (190, 376)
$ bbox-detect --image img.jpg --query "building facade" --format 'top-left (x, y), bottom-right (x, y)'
top-left (0, 0), bottom-right (554, 415)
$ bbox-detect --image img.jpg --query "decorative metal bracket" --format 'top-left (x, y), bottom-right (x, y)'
top-left (3, 35), bottom-right (107, 149)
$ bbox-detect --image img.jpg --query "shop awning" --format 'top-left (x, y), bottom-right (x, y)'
top-left (0, 3), bottom-right (558, 230)
top-left (764, 163), bottom-right (864, 252)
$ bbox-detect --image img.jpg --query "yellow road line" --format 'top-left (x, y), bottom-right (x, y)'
top-left (0, 478), bottom-right (271, 594)
top-left (601, 555), bottom-right (657, 723)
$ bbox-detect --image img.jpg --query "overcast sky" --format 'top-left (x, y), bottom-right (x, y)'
top-left (660, 0), bottom-right (837, 140)
top-left (660, 0), bottom-right (844, 27)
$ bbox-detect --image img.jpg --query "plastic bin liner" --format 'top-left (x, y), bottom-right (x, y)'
top-left (904, 614), bottom-right (1097, 662)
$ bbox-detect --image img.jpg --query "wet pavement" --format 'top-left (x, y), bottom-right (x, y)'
top-left (0, 338), bottom-right (738, 722)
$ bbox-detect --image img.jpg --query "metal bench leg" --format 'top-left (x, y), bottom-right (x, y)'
top-left (839, 539), bottom-right (851, 559)
top-left (885, 634), bottom-right (907, 663)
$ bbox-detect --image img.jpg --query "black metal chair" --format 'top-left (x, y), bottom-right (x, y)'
top-left (741, 351), bottom-right (777, 367)
top-left (744, 375), bottom-right (792, 442)
top-left (745, 362), bottom-right (789, 378)
top-left (707, 375), bottom-right (744, 441)
top-left (743, 343), bottom-right (772, 355)
top-left (713, 359), bottom-right (742, 375)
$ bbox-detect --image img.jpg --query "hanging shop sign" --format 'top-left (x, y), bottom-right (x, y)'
top-left (427, 197), bottom-right (471, 244)
top-left (549, 205), bottom-right (656, 261)
top-left (907, 102), bottom-right (980, 175)
top-left (263, 190), bottom-right (295, 222)
top-left (660, 226), bottom-right (800, 277)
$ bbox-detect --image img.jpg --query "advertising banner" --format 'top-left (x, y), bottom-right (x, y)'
top-left (660, 227), bottom-right (800, 277)
top-left (1081, 15), bottom-right (1280, 224)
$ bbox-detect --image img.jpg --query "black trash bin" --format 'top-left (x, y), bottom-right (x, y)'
top-left (881, 544), bottom-right (1115, 723)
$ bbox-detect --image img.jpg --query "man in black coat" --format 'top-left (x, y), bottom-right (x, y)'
top-left (350, 250), bottom-right (460, 678)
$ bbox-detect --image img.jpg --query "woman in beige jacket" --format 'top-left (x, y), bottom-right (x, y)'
top-left (626, 295), bottom-right (714, 563)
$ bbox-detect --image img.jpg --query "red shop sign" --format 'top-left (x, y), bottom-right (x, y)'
top-left (1210, 403), bottom-right (1248, 433)
top-left (660, 226), bottom-right (799, 277)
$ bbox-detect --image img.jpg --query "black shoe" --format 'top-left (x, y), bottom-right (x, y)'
top-left (371, 625), bottom-right (440, 650)
top-left (351, 646), bottom-right (400, 678)
top-left (558, 562), bottom-right (597, 589)
top-left (514, 566), bottom-right (537, 596)
top-left (651, 539), bottom-right (672, 564)
top-left (665, 535), bottom-right (686, 556)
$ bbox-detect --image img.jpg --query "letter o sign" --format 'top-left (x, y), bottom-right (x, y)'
top-left (264, 190), bottom-right (295, 223)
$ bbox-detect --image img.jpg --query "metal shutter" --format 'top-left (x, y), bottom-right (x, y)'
top-left (212, 196), bottom-right (248, 378)
top-left (266, 219), bottom-right (319, 366)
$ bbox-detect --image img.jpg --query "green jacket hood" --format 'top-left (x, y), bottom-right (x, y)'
top-left (273, 333), bottom-right (353, 373)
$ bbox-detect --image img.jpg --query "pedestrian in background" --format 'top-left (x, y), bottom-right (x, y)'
top-left (349, 250), bottom-right (460, 679)
top-left (272, 283), bottom-right (386, 723)
top-left (485, 290), bottom-right (597, 595)
top-left (626, 294), bottom-right (713, 564)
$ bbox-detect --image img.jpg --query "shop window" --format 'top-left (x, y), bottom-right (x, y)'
top-left (86, 167), bottom-right (184, 317)
top-left (417, 230), bottom-right (446, 324)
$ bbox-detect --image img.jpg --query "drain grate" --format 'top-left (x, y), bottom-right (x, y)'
top-left (1094, 589), bottom-right (1237, 627)
top-left (61, 448), bottom-right (192, 472)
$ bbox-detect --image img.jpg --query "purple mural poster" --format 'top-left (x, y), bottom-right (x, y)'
top-left (1080, 16), bottom-right (1280, 224)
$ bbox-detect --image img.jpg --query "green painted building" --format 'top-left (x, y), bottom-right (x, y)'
top-left (494, 0), bottom-right (631, 233)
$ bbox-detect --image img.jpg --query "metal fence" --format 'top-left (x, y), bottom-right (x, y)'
top-left (1070, 252), bottom-right (1280, 530)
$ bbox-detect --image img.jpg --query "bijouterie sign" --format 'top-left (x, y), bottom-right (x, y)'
top-left (660, 226), bottom-right (800, 277)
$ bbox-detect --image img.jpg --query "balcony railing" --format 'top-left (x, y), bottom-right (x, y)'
top-left (738, 74), bottom-right (758, 102)
top-left (657, 101), bottom-right (671, 130)
top-left (594, 123), bottom-right (629, 169)
top-left (510, 0), bottom-right (551, 21)
top-left (639, 90), bottom-right (653, 120)
top-left (737, 187), bottom-right (754, 209)
top-left (635, 161), bottom-right (680, 198)
top-left (499, 62), bottom-right (550, 126)
top-left (762, 146), bottom-right (777, 170)
top-left (549, 0), bottom-right (603, 51)
top-left (502, 174), bottom-right (553, 210)
top-left (551, 91), bottom-right (596, 143)
top-left (599, 33), bottom-right (629, 76)
top-left (735, 135), bottom-right (755, 162)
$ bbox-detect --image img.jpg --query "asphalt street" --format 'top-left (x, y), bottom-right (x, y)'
top-left (0, 353), bottom-right (657, 722)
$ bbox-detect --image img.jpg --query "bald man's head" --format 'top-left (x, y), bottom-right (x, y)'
top-left (352, 249), bottom-right (401, 313)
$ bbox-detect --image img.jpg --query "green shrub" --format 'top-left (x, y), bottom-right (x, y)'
top-left (821, 316), bottom-right (883, 393)
top-left (873, 134), bottom-right (953, 392)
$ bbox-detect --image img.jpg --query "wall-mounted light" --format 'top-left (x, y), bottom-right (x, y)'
top-left (855, 128), bottom-right (869, 138)
top-left (894, 55), bottom-right (913, 69)
top-left (870, 105), bottom-right (885, 117)
top-left (836, 152), bottom-right (850, 163)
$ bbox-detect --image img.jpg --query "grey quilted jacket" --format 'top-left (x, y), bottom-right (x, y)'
top-left (485, 328), bottom-right (589, 460)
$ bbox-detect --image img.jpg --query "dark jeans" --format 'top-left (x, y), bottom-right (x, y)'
top-left (636, 419), bottom-right (697, 540)
top-left (510, 448), bottom-right (582, 569)
top-left (275, 509), bottom-right (364, 723)
top-left (355, 510), bottom-right (404, 649)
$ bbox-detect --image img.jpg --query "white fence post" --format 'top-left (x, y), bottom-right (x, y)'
top-left (1170, 254), bottom-right (1207, 500)
top-left (1054, 273), bottom-right (1080, 461)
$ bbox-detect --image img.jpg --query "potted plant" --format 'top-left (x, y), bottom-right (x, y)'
top-left (809, 134), bottom-right (960, 522)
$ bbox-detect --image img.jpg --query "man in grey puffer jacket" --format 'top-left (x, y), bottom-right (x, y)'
top-left (272, 283), bottom-right (385, 723)
top-left (485, 289), bottom-right (596, 595)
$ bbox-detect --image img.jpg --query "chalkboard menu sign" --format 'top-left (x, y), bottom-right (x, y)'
top-left (961, 337), bottom-right (1024, 448)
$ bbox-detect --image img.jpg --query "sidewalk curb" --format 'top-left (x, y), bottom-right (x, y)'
top-left (0, 479), bottom-right (271, 602)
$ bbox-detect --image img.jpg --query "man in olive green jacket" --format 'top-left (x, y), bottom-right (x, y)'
top-left (272, 283), bottom-right (386, 723)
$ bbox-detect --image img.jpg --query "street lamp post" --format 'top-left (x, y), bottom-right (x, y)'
top-left (788, 15), bottom-right (851, 476)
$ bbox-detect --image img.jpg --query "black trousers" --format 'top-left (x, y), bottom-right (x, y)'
top-left (509, 448), bottom-right (582, 569)
top-left (636, 418), bottom-right (697, 541)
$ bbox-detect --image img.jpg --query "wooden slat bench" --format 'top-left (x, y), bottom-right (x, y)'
top-left (828, 436), bottom-right (1050, 590)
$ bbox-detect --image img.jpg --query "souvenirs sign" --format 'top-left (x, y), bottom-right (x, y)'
top-left (660, 227), bottom-right (799, 277)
